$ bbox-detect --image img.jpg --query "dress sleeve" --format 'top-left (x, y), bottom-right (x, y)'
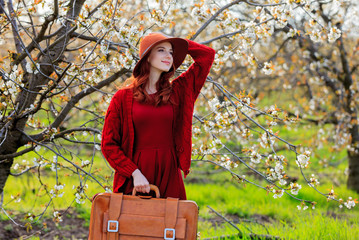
top-left (101, 93), bottom-right (138, 178)
top-left (172, 39), bottom-right (216, 100)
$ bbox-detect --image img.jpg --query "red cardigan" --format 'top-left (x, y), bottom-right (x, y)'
top-left (101, 39), bottom-right (216, 192)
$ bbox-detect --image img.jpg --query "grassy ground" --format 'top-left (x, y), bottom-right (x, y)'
top-left (1, 90), bottom-right (358, 239)
top-left (186, 178), bottom-right (359, 239)
top-left (2, 159), bottom-right (359, 239)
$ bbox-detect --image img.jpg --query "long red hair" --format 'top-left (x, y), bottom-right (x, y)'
top-left (122, 52), bottom-right (178, 107)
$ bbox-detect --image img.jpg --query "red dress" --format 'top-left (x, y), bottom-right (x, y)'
top-left (122, 92), bottom-right (187, 200)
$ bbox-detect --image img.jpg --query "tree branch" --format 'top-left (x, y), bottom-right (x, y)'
top-left (70, 31), bottom-right (128, 51)
top-left (54, 127), bottom-right (101, 138)
top-left (0, 146), bottom-right (35, 160)
top-left (20, 68), bottom-right (129, 145)
top-left (191, 0), bottom-right (244, 41)
top-left (11, 2), bottom-right (58, 66)
top-left (7, 0), bottom-right (27, 70)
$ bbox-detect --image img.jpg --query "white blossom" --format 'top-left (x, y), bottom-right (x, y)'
top-left (309, 29), bottom-right (322, 42)
top-left (328, 26), bottom-right (341, 43)
top-left (11, 194), bottom-right (21, 203)
top-left (250, 150), bottom-right (262, 164)
top-left (287, 28), bottom-right (298, 38)
top-left (51, 156), bottom-right (61, 171)
top-left (309, 174), bottom-right (320, 186)
top-left (296, 151), bottom-right (311, 168)
top-left (259, 131), bottom-right (275, 148)
top-left (49, 128), bottom-right (58, 140)
top-left (275, 161), bottom-right (283, 173)
top-left (27, 213), bottom-right (34, 221)
top-left (50, 183), bottom-right (65, 198)
top-left (208, 98), bottom-right (222, 112)
top-left (81, 160), bottom-right (90, 167)
top-left (344, 197), bottom-right (356, 209)
top-left (54, 184), bottom-right (65, 190)
top-left (13, 163), bottom-right (19, 170)
top-left (273, 189), bottom-right (284, 198)
top-left (219, 154), bottom-right (238, 169)
top-left (75, 193), bottom-right (85, 204)
top-left (53, 211), bottom-right (63, 222)
top-left (290, 182), bottom-right (302, 195)
top-left (262, 62), bottom-right (274, 75)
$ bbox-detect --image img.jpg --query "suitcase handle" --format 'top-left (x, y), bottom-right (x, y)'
top-left (132, 184), bottom-right (160, 198)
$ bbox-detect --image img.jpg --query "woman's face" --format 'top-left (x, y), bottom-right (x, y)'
top-left (147, 41), bottom-right (174, 73)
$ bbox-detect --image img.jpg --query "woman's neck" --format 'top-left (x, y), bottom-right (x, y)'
top-left (147, 68), bottom-right (162, 93)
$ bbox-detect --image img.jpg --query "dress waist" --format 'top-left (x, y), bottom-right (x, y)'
top-left (134, 143), bottom-right (174, 150)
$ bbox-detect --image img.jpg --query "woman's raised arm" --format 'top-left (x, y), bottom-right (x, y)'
top-left (172, 39), bottom-right (216, 100)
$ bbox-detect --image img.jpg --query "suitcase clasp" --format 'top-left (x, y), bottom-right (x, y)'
top-left (107, 220), bottom-right (119, 232)
top-left (164, 228), bottom-right (175, 240)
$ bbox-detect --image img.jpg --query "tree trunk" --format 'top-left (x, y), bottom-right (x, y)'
top-left (0, 0), bottom-right (86, 197)
top-left (336, 29), bottom-right (359, 193)
top-left (347, 151), bottom-right (359, 192)
top-left (0, 130), bottom-right (22, 196)
top-left (0, 158), bottom-right (13, 197)
top-left (347, 120), bottom-right (359, 193)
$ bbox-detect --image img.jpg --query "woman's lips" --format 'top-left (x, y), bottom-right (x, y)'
top-left (162, 61), bottom-right (171, 65)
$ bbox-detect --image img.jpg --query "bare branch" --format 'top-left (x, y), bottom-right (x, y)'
top-left (16, 63), bottom-right (73, 120)
top-left (7, 0), bottom-right (27, 70)
top-left (201, 17), bottom-right (274, 45)
top-left (70, 31), bottom-right (128, 51)
top-left (54, 127), bottom-right (101, 138)
top-left (0, 146), bottom-right (35, 160)
top-left (87, 0), bottom-right (110, 19)
top-left (207, 205), bottom-right (243, 235)
top-left (20, 68), bottom-right (129, 145)
top-left (16, 128), bottom-right (104, 188)
top-left (10, 166), bottom-right (37, 176)
top-left (11, 3), bottom-right (59, 66)
top-left (191, 0), bottom-right (281, 41)
top-left (206, 206), bottom-right (279, 240)
top-left (191, 0), bottom-right (244, 41)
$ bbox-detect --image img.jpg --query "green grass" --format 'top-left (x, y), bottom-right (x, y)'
top-left (2, 89), bottom-right (359, 239)
top-left (185, 180), bottom-right (359, 239)
top-left (3, 143), bottom-right (359, 240)
top-left (2, 156), bottom-right (359, 239)
top-left (1, 147), bottom-right (111, 223)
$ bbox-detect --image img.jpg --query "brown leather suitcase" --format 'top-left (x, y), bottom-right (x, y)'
top-left (88, 185), bottom-right (198, 239)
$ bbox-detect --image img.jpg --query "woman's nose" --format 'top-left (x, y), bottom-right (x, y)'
top-left (164, 51), bottom-right (172, 59)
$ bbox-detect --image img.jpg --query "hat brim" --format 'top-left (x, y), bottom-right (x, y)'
top-left (133, 38), bottom-right (189, 78)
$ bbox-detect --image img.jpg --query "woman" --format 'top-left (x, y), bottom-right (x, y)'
top-left (101, 32), bottom-right (215, 200)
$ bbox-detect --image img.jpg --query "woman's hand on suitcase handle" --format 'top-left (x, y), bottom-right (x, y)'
top-left (132, 169), bottom-right (150, 193)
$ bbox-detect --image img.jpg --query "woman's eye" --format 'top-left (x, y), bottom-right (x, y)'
top-left (158, 49), bottom-right (173, 55)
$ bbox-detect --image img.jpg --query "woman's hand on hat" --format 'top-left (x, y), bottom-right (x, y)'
top-left (132, 169), bottom-right (150, 193)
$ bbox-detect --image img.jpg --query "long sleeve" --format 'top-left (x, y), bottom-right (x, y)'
top-left (173, 39), bottom-right (216, 100)
top-left (171, 39), bottom-right (216, 178)
top-left (101, 93), bottom-right (138, 178)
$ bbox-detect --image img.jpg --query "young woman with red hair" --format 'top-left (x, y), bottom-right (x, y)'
top-left (101, 32), bottom-right (215, 200)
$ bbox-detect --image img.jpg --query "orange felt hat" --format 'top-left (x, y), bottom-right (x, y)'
top-left (133, 32), bottom-right (189, 78)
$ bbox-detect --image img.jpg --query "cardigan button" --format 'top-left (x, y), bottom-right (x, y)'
top-left (176, 146), bottom-right (184, 153)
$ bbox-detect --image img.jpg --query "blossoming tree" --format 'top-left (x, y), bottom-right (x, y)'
top-left (0, 0), bottom-right (357, 227)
